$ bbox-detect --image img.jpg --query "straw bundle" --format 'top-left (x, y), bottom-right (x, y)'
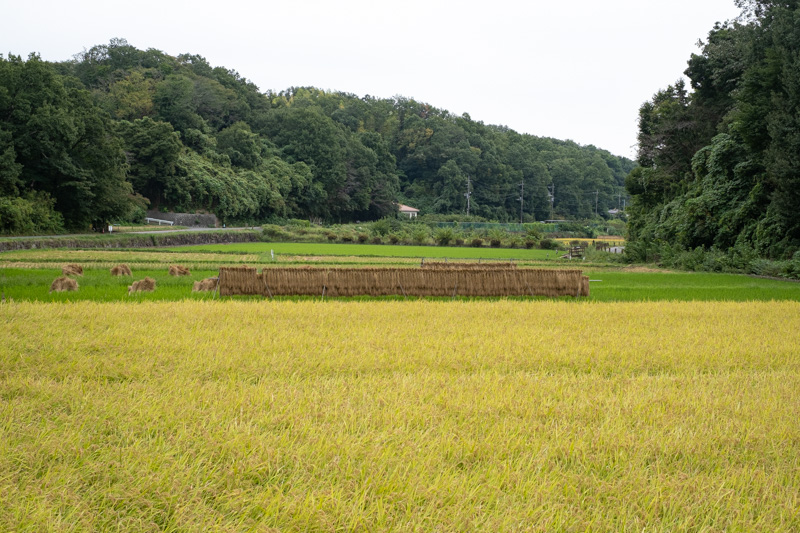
top-left (267, 267), bottom-right (329, 296)
top-left (169, 265), bottom-right (191, 276)
top-left (128, 277), bottom-right (156, 294)
top-left (62, 264), bottom-right (83, 276)
top-left (111, 264), bottom-right (132, 276)
top-left (218, 266), bottom-right (261, 296)
top-left (421, 262), bottom-right (517, 270)
top-left (232, 267), bottom-right (588, 298)
top-left (50, 276), bottom-right (78, 292)
top-left (192, 277), bottom-right (219, 292)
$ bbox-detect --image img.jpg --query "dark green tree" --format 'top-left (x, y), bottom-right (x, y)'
top-left (0, 53), bottom-right (140, 229)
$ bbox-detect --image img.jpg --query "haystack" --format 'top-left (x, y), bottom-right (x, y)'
top-left (192, 277), bottom-right (219, 292)
top-left (128, 277), bottom-right (156, 294)
top-left (169, 265), bottom-right (191, 276)
top-left (62, 264), bottom-right (83, 276)
top-left (50, 276), bottom-right (79, 293)
top-left (111, 264), bottom-right (132, 276)
top-left (218, 266), bottom-right (261, 296)
top-left (421, 262), bottom-right (517, 270)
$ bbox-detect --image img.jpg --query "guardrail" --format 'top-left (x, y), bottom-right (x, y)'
top-left (144, 217), bottom-right (174, 226)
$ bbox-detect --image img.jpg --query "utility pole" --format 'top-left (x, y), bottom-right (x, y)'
top-left (519, 181), bottom-right (524, 224)
top-left (465, 175), bottom-right (472, 216)
top-left (547, 184), bottom-right (555, 219)
top-left (595, 190), bottom-right (599, 216)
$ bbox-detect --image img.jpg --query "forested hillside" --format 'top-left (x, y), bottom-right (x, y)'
top-left (626, 0), bottom-right (800, 263)
top-left (1, 40), bottom-right (634, 233)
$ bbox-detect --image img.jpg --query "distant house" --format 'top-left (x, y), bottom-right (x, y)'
top-left (398, 204), bottom-right (419, 218)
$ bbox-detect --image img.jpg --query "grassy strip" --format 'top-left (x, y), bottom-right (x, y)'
top-left (0, 268), bottom-right (221, 302)
top-left (2, 267), bottom-right (800, 302)
top-left (174, 242), bottom-right (559, 260)
top-left (584, 271), bottom-right (800, 301)
top-left (0, 249), bottom-right (259, 264)
top-left (0, 230), bottom-right (260, 252)
top-left (1, 300), bottom-right (798, 530)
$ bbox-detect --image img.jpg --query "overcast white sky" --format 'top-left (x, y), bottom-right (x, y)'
top-left (3, 0), bottom-right (743, 158)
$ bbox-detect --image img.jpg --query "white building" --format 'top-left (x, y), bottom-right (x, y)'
top-left (398, 204), bottom-right (419, 218)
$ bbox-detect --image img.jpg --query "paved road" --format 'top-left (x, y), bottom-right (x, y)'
top-left (125, 226), bottom-right (261, 235)
top-left (2, 226), bottom-right (260, 239)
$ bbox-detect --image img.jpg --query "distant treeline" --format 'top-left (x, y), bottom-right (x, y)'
top-left (626, 0), bottom-right (800, 263)
top-left (0, 40), bottom-right (634, 234)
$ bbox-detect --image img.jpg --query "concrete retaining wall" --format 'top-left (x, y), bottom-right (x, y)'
top-left (146, 211), bottom-right (218, 228)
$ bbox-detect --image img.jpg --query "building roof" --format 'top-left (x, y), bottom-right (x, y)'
top-left (397, 204), bottom-right (419, 213)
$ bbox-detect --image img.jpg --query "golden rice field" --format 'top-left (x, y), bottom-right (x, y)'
top-left (2, 300), bottom-right (799, 531)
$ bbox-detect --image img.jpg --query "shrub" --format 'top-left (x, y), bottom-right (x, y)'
top-left (434, 227), bottom-right (455, 246)
top-left (749, 258), bottom-right (784, 278)
top-left (341, 234), bottom-right (354, 243)
top-left (0, 192), bottom-right (65, 235)
top-left (525, 239), bottom-right (537, 249)
top-left (539, 238), bottom-right (559, 250)
top-left (371, 218), bottom-right (392, 236)
top-left (388, 234), bottom-right (400, 244)
top-left (327, 233), bottom-right (338, 241)
top-left (261, 224), bottom-right (291, 241)
top-left (471, 238), bottom-right (483, 247)
top-left (371, 236), bottom-right (382, 244)
top-left (455, 238), bottom-right (465, 246)
top-left (487, 228), bottom-right (506, 247)
top-left (525, 227), bottom-right (542, 242)
top-left (412, 227), bottom-right (429, 245)
top-left (357, 233), bottom-right (369, 243)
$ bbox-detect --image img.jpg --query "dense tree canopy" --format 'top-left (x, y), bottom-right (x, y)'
top-left (1, 40), bottom-right (634, 233)
top-left (626, 0), bottom-right (800, 261)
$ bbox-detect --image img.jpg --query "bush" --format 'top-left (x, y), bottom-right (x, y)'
top-left (371, 236), bottom-right (382, 244)
top-left (749, 259), bottom-right (784, 278)
top-left (286, 218), bottom-right (311, 227)
top-left (327, 233), bottom-right (337, 241)
top-left (487, 228), bottom-right (506, 247)
top-left (412, 227), bottom-right (429, 245)
top-left (434, 227), bottom-right (455, 246)
top-left (525, 227), bottom-right (542, 242)
top-left (261, 224), bottom-right (291, 241)
top-left (455, 238), bottom-right (465, 246)
top-left (388, 234), bottom-right (400, 244)
top-left (357, 233), bottom-right (369, 243)
top-left (0, 192), bottom-right (65, 235)
top-left (371, 217), bottom-right (403, 236)
top-left (525, 239), bottom-right (537, 249)
top-left (341, 234), bottom-right (354, 243)
top-left (471, 238), bottom-right (483, 247)
top-left (539, 238), bottom-right (559, 250)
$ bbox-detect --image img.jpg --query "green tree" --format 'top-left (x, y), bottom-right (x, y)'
top-left (116, 117), bottom-right (184, 207)
top-left (0, 53), bottom-right (140, 228)
top-left (216, 121), bottom-right (263, 169)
